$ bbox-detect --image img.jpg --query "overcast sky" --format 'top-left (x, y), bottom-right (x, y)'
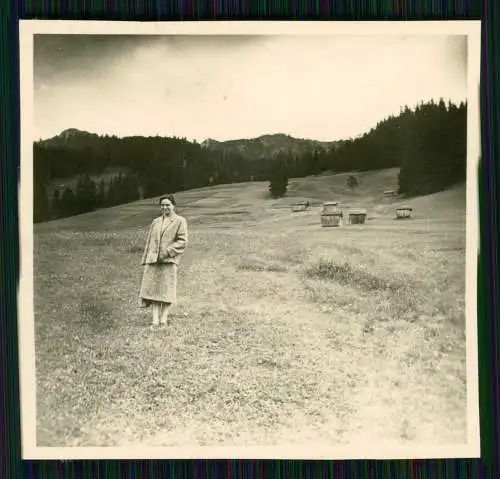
top-left (33, 34), bottom-right (467, 142)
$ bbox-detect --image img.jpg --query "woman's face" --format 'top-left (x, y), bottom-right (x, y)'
top-left (160, 199), bottom-right (174, 216)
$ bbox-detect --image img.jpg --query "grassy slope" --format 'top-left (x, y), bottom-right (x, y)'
top-left (34, 168), bottom-right (467, 447)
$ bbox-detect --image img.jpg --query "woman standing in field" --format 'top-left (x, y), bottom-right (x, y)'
top-left (139, 194), bottom-right (188, 328)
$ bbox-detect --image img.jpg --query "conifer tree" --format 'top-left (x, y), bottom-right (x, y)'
top-left (268, 154), bottom-right (289, 198)
top-left (347, 175), bottom-right (359, 190)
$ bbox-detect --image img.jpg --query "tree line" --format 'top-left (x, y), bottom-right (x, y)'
top-left (34, 98), bottom-right (467, 222)
top-left (34, 171), bottom-right (142, 223)
top-left (268, 99), bottom-right (466, 198)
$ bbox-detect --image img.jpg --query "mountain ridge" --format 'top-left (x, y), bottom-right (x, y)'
top-left (38, 128), bottom-right (344, 161)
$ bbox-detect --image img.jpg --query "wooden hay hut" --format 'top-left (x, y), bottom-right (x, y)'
top-left (321, 202), bottom-right (343, 227)
top-left (291, 201), bottom-right (310, 212)
top-left (348, 208), bottom-right (367, 225)
top-left (396, 206), bottom-right (413, 219)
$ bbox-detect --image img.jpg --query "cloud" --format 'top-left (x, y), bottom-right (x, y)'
top-left (34, 34), bottom-right (467, 141)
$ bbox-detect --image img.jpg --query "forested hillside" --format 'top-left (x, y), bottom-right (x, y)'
top-left (33, 99), bottom-right (466, 223)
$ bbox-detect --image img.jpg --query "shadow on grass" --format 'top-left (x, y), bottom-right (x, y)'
top-left (305, 259), bottom-right (410, 293)
top-left (303, 259), bottom-right (422, 327)
top-left (78, 295), bottom-right (115, 334)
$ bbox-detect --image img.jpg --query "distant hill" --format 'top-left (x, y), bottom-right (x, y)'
top-left (38, 129), bottom-right (343, 161)
top-left (200, 133), bottom-right (344, 161)
top-left (40, 128), bottom-right (103, 150)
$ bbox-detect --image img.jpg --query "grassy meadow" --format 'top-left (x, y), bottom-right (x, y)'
top-left (33, 168), bottom-right (468, 447)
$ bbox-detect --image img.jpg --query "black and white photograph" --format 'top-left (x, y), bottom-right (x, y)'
top-left (18, 20), bottom-right (481, 460)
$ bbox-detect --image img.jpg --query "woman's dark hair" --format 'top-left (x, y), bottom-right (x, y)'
top-left (159, 194), bottom-right (176, 206)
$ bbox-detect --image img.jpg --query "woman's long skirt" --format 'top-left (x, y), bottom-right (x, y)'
top-left (139, 262), bottom-right (178, 307)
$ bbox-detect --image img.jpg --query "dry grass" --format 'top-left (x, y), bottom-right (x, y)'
top-left (33, 169), bottom-right (468, 447)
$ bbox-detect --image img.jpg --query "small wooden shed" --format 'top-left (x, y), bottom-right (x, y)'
top-left (396, 206), bottom-right (413, 219)
top-left (348, 208), bottom-right (367, 225)
top-left (291, 200), bottom-right (310, 212)
top-left (322, 202), bottom-right (342, 215)
top-left (321, 202), bottom-right (343, 227)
